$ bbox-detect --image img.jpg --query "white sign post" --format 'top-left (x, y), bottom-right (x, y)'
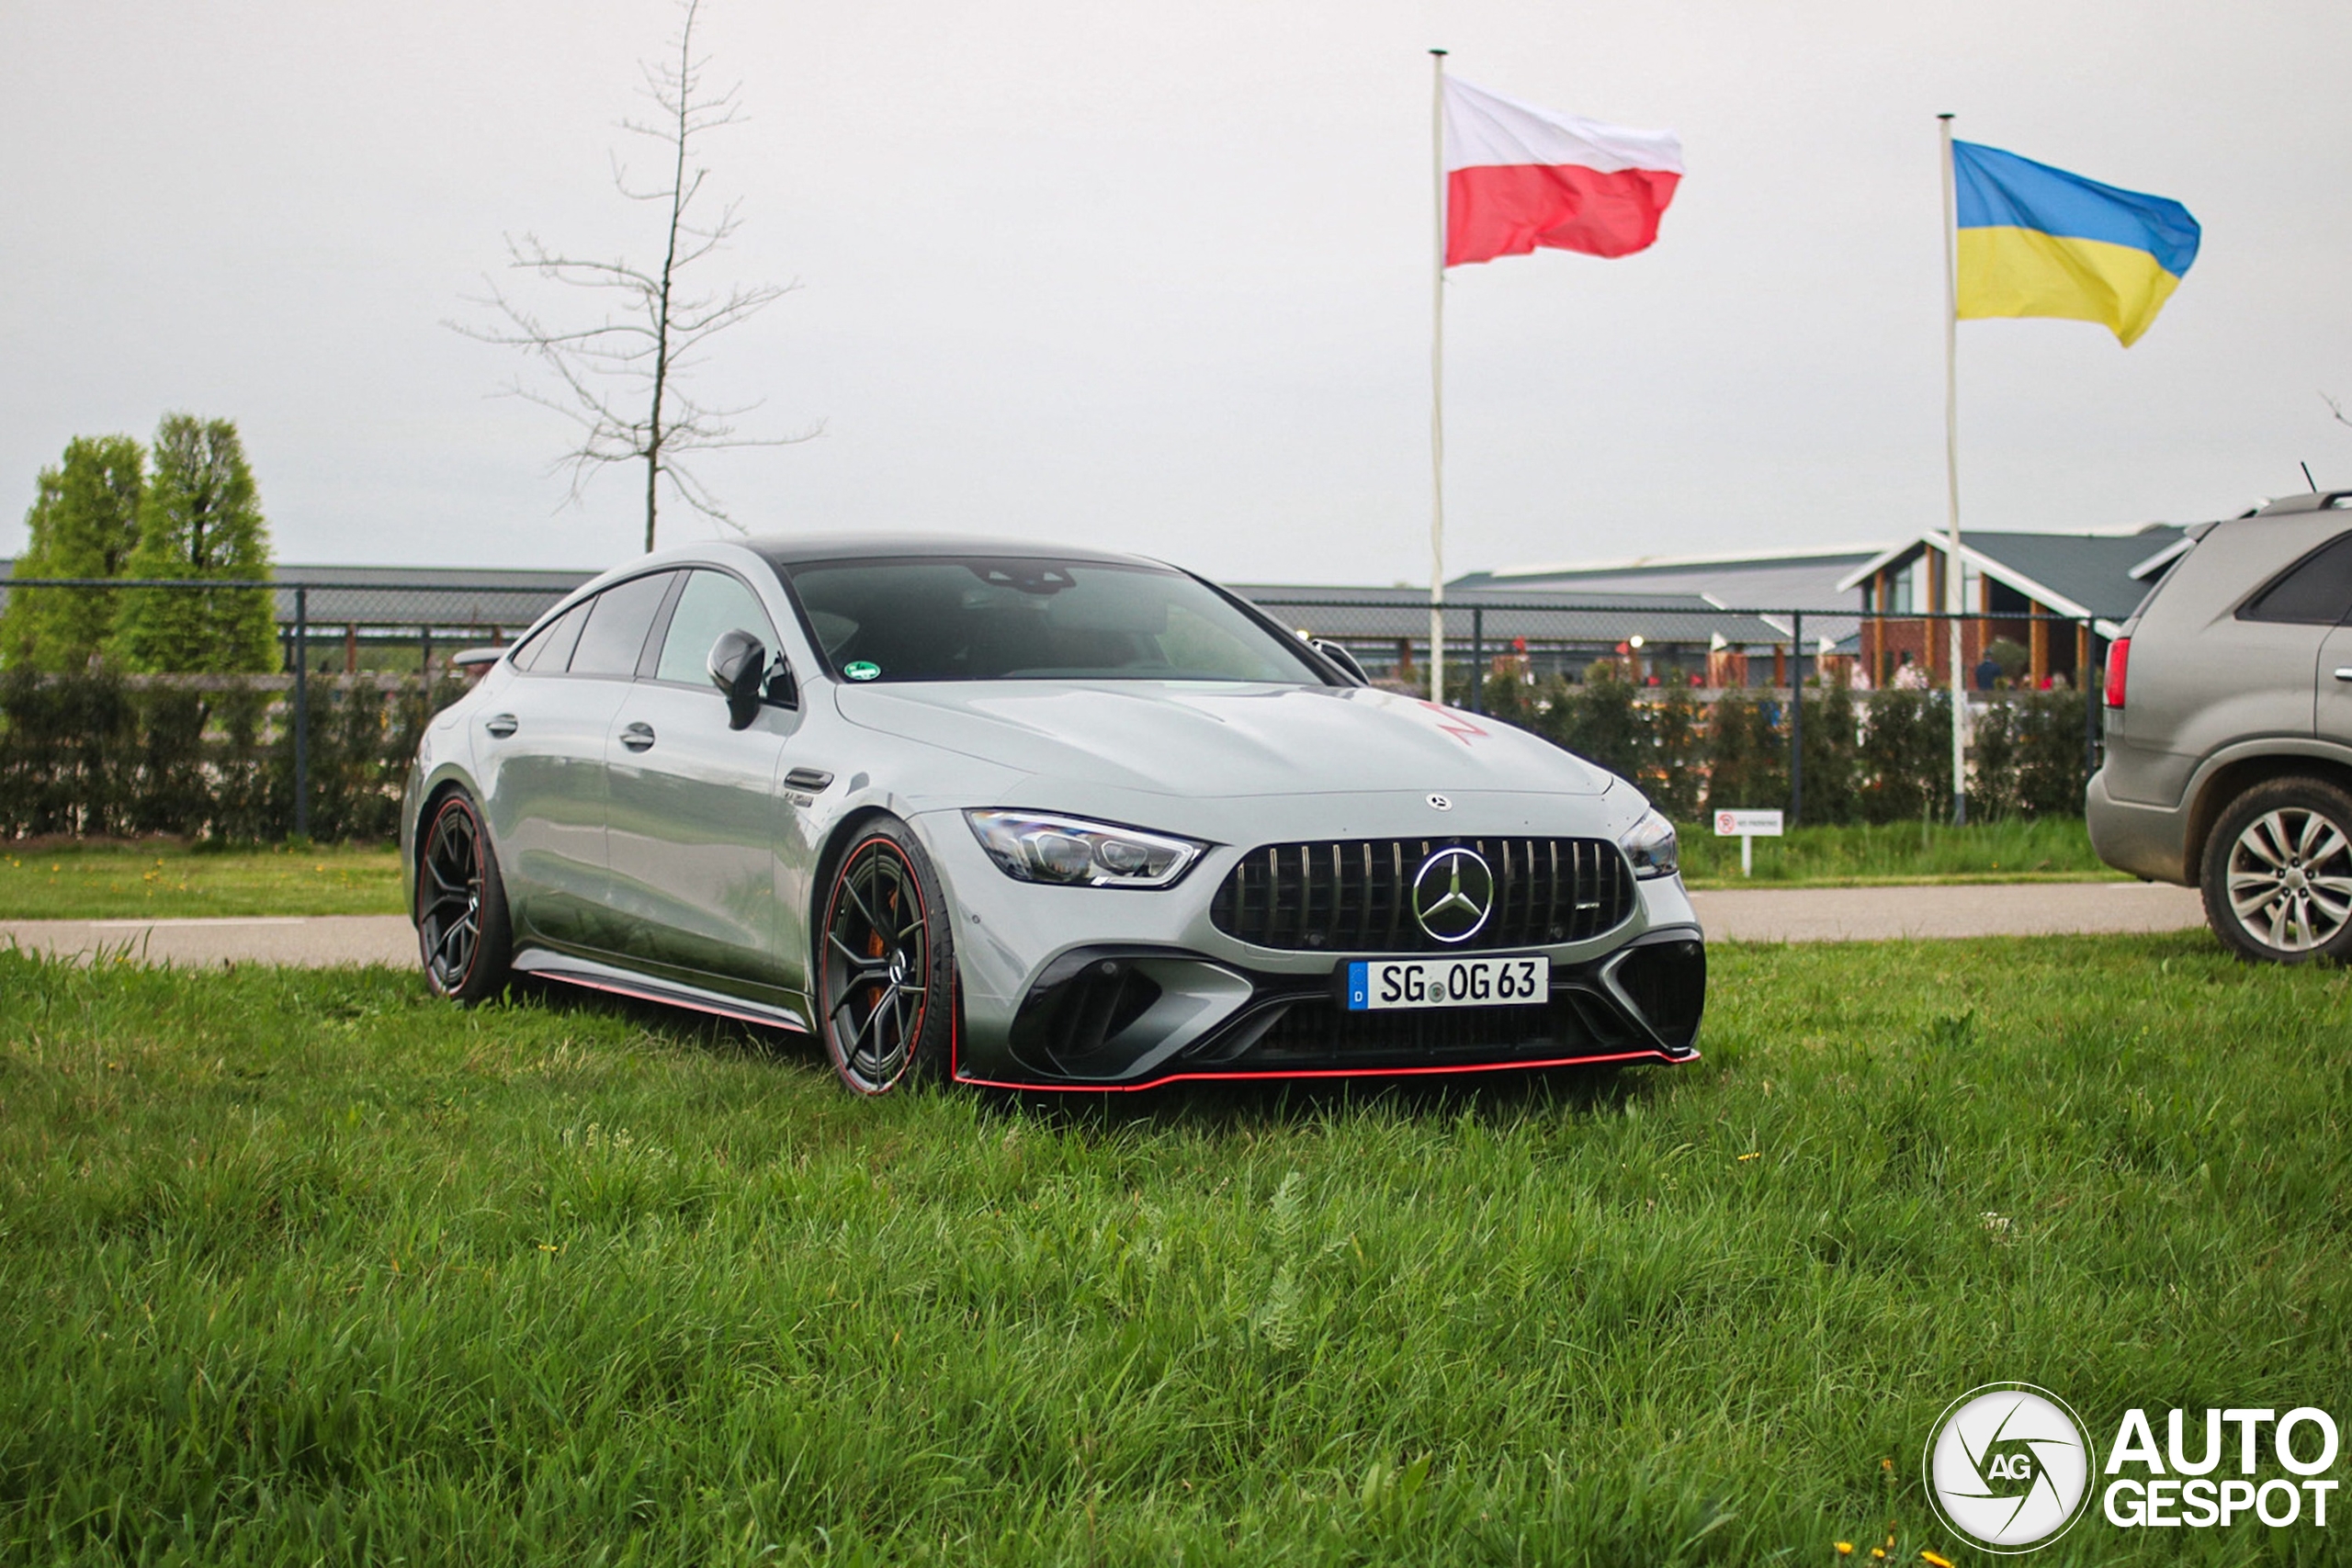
top-left (1713, 808), bottom-right (1785, 877)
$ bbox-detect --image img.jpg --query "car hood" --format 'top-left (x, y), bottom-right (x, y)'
top-left (831, 681), bottom-right (1614, 798)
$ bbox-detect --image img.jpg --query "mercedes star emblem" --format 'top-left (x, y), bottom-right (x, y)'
top-left (1426, 793), bottom-right (1453, 811)
top-left (1411, 847), bottom-right (1495, 943)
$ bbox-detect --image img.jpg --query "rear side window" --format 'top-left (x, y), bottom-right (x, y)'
top-left (654, 570), bottom-right (777, 685)
top-left (568, 572), bottom-right (677, 676)
top-left (2242, 532), bottom-right (2352, 625)
top-left (512, 597), bottom-right (592, 672)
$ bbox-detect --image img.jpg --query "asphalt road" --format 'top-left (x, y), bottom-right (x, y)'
top-left (1, 882), bottom-right (2208, 969)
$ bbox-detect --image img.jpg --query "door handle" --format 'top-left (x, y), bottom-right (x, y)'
top-left (483, 713), bottom-right (518, 738)
top-left (620, 721), bottom-right (656, 752)
top-left (2335, 668), bottom-right (2352, 682)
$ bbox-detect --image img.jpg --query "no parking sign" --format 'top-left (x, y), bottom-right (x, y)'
top-left (1713, 809), bottom-right (1783, 875)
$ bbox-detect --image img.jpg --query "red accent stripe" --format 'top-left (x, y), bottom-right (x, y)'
top-left (1447, 164), bottom-right (1680, 265)
top-left (954, 1046), bottom-right (1689, 1094)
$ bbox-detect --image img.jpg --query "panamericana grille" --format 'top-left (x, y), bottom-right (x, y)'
top-left (1207, 837), bottom-right (1634, 953)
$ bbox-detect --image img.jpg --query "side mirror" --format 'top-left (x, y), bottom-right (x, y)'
top-left (1309, 637), bottom-right (1371, 685)
top-left (707, 630), bottom-right (767, 730)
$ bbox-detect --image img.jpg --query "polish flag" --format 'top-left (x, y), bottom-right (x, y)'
top-left (1444, 76), bottom-right (1682, 266)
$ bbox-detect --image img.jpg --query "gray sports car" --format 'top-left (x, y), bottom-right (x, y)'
top-left (401, 536), bottom-right (1706, 1093)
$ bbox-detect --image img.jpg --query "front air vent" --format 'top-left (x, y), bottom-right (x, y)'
top-left (1207, 837), bottom-right (1634, 953)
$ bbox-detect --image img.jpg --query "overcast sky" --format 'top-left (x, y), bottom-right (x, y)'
top-left (5, 0), bottom-right (2348, 584)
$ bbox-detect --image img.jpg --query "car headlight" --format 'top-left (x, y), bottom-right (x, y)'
top-left (1618, 807), bottom-right (1679, 880)
top-left (964, 810), bottom-right (1207, 889)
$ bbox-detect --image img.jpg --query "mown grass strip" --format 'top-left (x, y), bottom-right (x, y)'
top-left (0, 840), bottom-right (404, 920)
top-left (0, 935), bottom-right (2344, 1563)
top-left (0, 818), bottom-right (2114, 922)
top-left (1677, 815), bottom-right (2116, 887)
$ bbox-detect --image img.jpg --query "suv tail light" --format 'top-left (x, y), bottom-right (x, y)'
top-left (2104, 637), bottom-right (2131, 707)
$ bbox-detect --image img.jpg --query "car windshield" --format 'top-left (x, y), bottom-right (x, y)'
top-left (776, 557), bottom-right (1326, 684)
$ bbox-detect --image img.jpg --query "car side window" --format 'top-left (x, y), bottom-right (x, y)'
top-left (567, 572), bottom-right (677, 676)
top-left (653, 570), bottom-right (778, 686)
top-left (2242, 532), bottom-right (2352, 625)
top-left (512, 596), bottom-right (594, 672)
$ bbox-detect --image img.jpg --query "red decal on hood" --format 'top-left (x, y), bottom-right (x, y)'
top-left (1417, 700), bottom-right (1488, 746)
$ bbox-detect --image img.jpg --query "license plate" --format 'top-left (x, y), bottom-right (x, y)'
top-left (1346, 954), bottom-right (1549, 1011)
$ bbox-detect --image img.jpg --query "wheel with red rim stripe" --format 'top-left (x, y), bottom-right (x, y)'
top-left (416, 789), bottom-right (514, 1003)
top-left (818, 818), bottom-right (955, 1094)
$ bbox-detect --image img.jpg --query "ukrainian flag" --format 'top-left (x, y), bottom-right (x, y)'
top-left (1953, 141), bottom-right (2200, 347)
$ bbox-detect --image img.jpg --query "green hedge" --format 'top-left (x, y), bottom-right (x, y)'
top-left (0, 669), bottom-right (465, 843)
top-left (3, 669), bottom-right (2095, 843)
top-left (1471, 671), bottom-right (2089, 824)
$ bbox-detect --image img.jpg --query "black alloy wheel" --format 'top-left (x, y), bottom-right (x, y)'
top-left (417, 790), bottom-right (513, 1002)
top-left (819, 819), bottom-right (956, 1094)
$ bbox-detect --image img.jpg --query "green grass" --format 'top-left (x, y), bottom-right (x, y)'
top-left (2, 935), bottom-right (2346, 1564)
top-left (0, 840), bottom-right (403, 920)
top-left (1679, 815), bottom-right (2120, 887)
top-left (0, 821), bottom-right (2116, 922)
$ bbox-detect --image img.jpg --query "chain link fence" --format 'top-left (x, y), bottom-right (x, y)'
top-left (0, 577), bottom-right (568, 840)
top-left (1248, 594), bottom-right (2105, 826)
top-left (0, 575), bottom-right (2108, 841)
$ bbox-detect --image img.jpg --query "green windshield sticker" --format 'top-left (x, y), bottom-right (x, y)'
top-left (843, 660), bottom-right (881, 682)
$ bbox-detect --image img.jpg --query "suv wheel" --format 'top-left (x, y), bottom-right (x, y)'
top-left (2199, 776), bottom-right (2352, 964)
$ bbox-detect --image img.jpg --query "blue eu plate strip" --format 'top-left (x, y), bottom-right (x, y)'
top-left (1346, 962), bottom-right (1369, 1011)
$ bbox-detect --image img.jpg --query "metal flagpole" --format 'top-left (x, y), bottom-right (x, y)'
top-left (1939, 111), bottom-right (1968, 825)
top-left (1429, 48), bottom-right (1449, 705)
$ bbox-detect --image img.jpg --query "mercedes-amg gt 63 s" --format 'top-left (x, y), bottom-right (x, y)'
top-left (401, 536), bottom-right (1706, 1094)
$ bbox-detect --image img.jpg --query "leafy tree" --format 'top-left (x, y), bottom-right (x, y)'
top-left (1798, 680), bottom-right (1861, 825)
top-left (1557, 664), bottom-right (1648, 785)
top-left (1645, 686), bottom-right (1705, 819)
top-left (1703, 688), bottom-right (1787, 813)
top-left (0, 435), bottom-right (145, 671)
top-left (2014, 688), bottom-right (2091, 817)
top-left (112, 415), bottom-right (277, 673)
top-left (1859, 689), bottom-right (1953, 824)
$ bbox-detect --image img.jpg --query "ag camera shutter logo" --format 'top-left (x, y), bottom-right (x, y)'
top-left (1923, 1383), bottom-right (2095, 1552)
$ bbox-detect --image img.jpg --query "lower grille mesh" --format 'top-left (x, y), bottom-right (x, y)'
top-left (1204, 989), bottom-right (1640, 1071)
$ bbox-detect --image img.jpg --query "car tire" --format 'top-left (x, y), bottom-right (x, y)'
top-left (2199, 775), bottom-right (2352, 964)
top-left (416, 788), bottom-right (514, 1002)
top-left (816, 817), bottom-right (956, 1094)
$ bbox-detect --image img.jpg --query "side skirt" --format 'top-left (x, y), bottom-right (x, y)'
top-left (513, 947), bottom-right (812, 1034)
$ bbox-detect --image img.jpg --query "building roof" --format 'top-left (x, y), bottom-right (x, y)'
top-left (1, 560), bottom-right (1792, 649)
top-left (1453, 545), bottom-right (1884, 615)
top-left (0, 559), bottom-right (599, 633)
top-left (1836, 525), bottom-right (2190, 632)
top-left (1232, 584), bottom-right (1792, 649)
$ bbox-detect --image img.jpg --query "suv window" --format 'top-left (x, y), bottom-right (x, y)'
top-left (568, 572), bottom-right (677, 676)
top-left (2242, 532), bottom-right (2352, 625)
top-left (654, 570), bottom-right (777, 685)
top-left (512, 597), bottom-right (592, 672)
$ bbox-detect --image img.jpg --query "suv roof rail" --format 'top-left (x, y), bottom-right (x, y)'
top-left (2251, 491), bottom-right (2352, 515)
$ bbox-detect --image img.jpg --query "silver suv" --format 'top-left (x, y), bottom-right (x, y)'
top-left (2087, 491), bottom-right (2352, 962)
